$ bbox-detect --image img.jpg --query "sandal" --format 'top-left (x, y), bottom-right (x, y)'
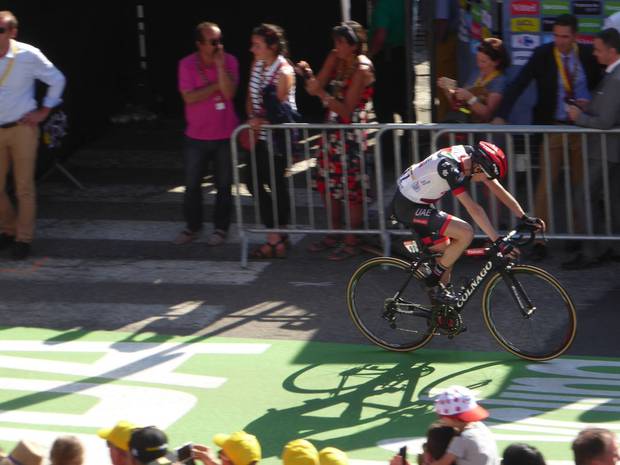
top-left (250, 239), bottom-right (287, 259)
top-left (327, 244), bottom-right (360, 261)
top-left (307, 235), bottom-right (340, 253)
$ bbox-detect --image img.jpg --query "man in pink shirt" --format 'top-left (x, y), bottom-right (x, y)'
top-left (175, 22), bottom-right (239, 245)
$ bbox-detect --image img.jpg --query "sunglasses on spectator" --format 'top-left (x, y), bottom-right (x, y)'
top-left (0, 27), bottom-right (8, 34)
top-left (209, 39), bottom-right (221, 46)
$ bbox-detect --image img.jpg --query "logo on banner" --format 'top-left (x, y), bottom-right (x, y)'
top-left (542, 17), bottom-right (556, 32)
top-left (511, 34), bottom-right (541, 49)
top-left (577, 34), bottom-right (595, 45)
top-left (573, 1), bottom-right (601, 15)
top-left (511, 0), bottom-right (540, 15)
top-left (482, 10), bottom-right (493, 28)
top-left (471, 21), bottom-right (482, 40)
top-left (605, 1), bottom-right (620, 16)
top-left (541, 0), bottom-right (571, 15)
top-left (513, 50), bottom-right (534, 66)
top-left (579, 18), bottom-right (603, 33)
top-left (511, 17), bottom-right (541, 32)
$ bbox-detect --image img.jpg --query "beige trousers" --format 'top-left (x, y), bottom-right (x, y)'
top-left (0, 124), bottom-right (39, 243)
top-left (535, 132), bottom-right (583, 231)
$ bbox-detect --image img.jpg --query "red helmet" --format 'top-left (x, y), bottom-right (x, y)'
top-left (473, 141), bottom-right (507, 180)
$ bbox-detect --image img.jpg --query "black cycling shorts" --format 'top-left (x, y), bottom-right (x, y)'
top-left (392, 189), bottom-right (453, 247)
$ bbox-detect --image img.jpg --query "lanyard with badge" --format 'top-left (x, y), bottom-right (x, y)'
top-left (195, 53), bottom-right (227, 111)
top-left (554, 44), bottom-right (578, 99)
top-left (0, 40), bottom-right (17, 93)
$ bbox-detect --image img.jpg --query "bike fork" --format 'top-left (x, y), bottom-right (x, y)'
top-left (501, 271), bottom-right (536, 317)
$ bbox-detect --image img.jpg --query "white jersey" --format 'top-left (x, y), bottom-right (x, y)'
top-left (397, 145), bottom-right (471, 204)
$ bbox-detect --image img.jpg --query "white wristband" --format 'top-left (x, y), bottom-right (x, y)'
top-left (467, 96), bottom-right (478, 106)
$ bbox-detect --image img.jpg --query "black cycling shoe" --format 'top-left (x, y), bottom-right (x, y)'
top-left (428, 284), bottom-right (460, 306)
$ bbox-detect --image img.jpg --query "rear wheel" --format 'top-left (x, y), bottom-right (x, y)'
top-left (482, 265), bottom-right (577, 361)
top-left (346, 257), bottom-right (435, 351)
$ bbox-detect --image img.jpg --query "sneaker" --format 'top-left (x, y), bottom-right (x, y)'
top-left (0, 233), bottom-right (15, 250)
top-left (11, 241), bottom-right (31, 260)
top-left (206, 229), bottom-right (227, 246)
top-left (173, 229), bottom-right (200, 245)
top-left (428, 283), bottom-right (460, 306)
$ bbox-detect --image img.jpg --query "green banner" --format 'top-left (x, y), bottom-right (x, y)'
top-left (580, 18), bottom-right (603, 33)
top-left (542, 0), bottom-right (571, 15)
top-left (605, 1), bottom-right (620, 15)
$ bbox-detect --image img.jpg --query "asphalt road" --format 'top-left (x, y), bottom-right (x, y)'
top-left (1, 123), bottom-right (618, 360)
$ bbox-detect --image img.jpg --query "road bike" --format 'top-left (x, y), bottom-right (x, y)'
top-left (346, 224), bottom-right (577, 361)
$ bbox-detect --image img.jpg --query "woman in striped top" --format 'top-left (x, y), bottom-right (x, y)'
top-left (246, 23), bottom-right (297, 259)
top-left (297, 21), bottom-right (374, 260)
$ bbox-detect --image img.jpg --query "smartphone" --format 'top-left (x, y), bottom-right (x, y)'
top-left (399, 446), bottom-right (408, 463)
top-left (176, 443), bottom-right (196, 465)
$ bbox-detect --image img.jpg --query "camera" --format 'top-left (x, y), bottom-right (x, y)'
top-left (176, 443), bottom-right (196, 465)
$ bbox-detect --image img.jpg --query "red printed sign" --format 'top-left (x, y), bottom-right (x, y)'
top-left (577, 34), bottom-right (595, 45)
top-left (471, 21), bottom-right (482, 39)
top-left (511, 0), bottom-right (541, 15)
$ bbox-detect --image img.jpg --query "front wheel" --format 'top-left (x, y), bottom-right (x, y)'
top-left (346, 257), bottom-right (435, 352)
top-left (482, 265), bottom-right (577, 361)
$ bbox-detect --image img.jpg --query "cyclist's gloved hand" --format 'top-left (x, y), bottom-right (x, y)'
top-left (520, 214), bottom-right (545, 232)
top-left (494, 237), bottom-right (519, 258)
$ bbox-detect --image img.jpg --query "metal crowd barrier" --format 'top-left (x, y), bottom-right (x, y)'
top-left (231, 123), bottom-right (620, 266)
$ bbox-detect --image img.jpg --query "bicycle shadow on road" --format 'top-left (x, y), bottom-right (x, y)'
top-left (243, 351), bottom-right (507, 458)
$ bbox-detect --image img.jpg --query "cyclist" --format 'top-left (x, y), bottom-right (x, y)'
top-left (392, 141), bottom-right (545, 305)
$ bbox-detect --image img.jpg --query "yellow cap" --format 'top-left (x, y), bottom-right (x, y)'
top-left (97, 420), bottom-right (138, 451)
top-left (282, 439), bottom-right (319, 465)
top-left (319, 448), bottom-right (348, 465)
top-left (213, 432), bottom-right (261, 465)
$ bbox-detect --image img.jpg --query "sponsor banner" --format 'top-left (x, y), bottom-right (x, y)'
top-left (472, 2), bottom-right (482, 23)
top-left (458, 9), bottom-right (471, 42)
top-left (482, 10), bottom-right (493, 28)
top-left (511, 0), bottom-right (540, 16)
top-left (573, 0), bottom-right (602, 15)
top-left (541, 0), bottom-right (571, 15)
top-left (470, 40), bottom-right (482, 55)
top-left (579, 18), bottom-right (603, 33)
top-left (542, 34), bottom-right (555, 44)
top-left (605, 1), bottom-right (620, 15)
top-left (577, 34), bottom-right (595, 45)
top-left (471, 21), bottom-right (482, 40)
top-left (513, 50), bottom-right (534, 65)
top-left (511, 33), bottom-right (541, 49)
top-left (481, 26), bottom-right (492, 39)
top-left (542, 17), bottom-right (556, 32)
top-left (511, 17), bottom-right (541, 32)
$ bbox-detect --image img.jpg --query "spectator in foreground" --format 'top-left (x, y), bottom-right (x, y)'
top-left (128, 426), bottom-right (177, 465)
top-left (0, 10), bottom-right (66, 260)
top-left (297, 21), bottom-right (375, 260)
top-left (193, 431), bottom-right (261, 465)
top-left (50, 436), bottom-right (84, 465)
top-left (501, 443), bottom-right (546, 465)
top-left (282, 439), bottom-right (319, 465)
top-left (564, 28), bottom-right (620, 269)
top-left (423, 385), bottom-right (498, 465)
top-left (98, 420), bottom-right (138, 465)
top-left (572, 428), bottom-right (619, 465)
top-left (0, 441), bottom-right (45, 465)
top-left (319, 447), bottom-right (348, 465)
top-left (175, 21), bottom-right (239, 246)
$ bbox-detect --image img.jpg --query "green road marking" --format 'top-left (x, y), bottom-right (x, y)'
top-left (0, 327), bottom-right (616, 465)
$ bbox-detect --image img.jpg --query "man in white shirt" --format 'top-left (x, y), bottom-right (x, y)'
top-left (0, 10), bottom-right (65, 260)
top-left (565, 28), bottom-right (620, 269)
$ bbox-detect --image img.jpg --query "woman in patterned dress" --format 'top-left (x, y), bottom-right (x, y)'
top-left (297, 21), bottom-right (374, 260)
